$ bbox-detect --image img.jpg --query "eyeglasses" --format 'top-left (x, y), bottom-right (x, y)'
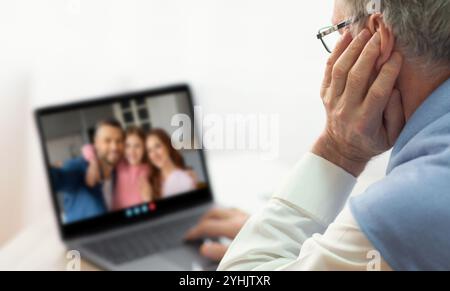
top-left (316, 19), bottom-right (354, 53)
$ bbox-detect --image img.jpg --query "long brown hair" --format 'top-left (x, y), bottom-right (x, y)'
top-left (125, 126), bottom-right (148, 164)
top-left (146, 129), bottom-right (186, 199)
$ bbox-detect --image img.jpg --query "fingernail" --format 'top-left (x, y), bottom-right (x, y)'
top-left (341, 31), bottom-right (348, 39)
top-left (359, 29), bottom-right (371, 40)
top-left (199, 243), bottom-right (210, 256)
top-left (184, 230), bottom-right (193, 240)
top-left (343, 30), bottom-right (351, 38)
top-left (340, 31), bottom-right (350, 43)
top-left (392, 89), bottom-right (401, 97)
top-left (391, 52), bottom-right (402, 64)
top-left (371, 31), bottom-right (381, 44)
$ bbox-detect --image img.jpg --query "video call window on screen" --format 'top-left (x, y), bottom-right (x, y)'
top-left (40, 92), bottom-right (207, 225)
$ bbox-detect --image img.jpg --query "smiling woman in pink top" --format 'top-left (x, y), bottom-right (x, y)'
top-left (145, 129), bottom-right (197, 200)
top-left (84, 126), bottom-right (152, 211)
top-left (113, 126), bottom-right (152, 210)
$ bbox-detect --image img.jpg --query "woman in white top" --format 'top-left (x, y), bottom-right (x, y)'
top-left (145, 129), bottom-right (197, 199)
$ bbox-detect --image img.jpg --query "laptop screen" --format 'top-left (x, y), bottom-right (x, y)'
top-left (36, 85), bottom-right (212, 238)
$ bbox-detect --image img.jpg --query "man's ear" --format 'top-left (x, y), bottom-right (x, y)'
top-left (368, 14), bottom-right (395, 71)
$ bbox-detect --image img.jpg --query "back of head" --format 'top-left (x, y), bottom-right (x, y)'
top-left (344, 0), bottom-right (450, 72)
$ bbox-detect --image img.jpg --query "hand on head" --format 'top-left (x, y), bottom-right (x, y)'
top-left (184, 208), bottom-right (249, 262)
top-left (314, 26), bottom-right (404, 177)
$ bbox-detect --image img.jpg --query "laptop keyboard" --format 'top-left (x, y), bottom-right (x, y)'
top-left (83, 218), bottom-right (197, 265)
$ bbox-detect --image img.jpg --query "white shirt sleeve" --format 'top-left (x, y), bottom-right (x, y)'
top-left (218, 153), bottom-right (392, 271)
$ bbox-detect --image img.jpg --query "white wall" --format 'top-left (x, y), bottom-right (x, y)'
top-left (46, 135), bottom-right (84, 165)
top-left (0, 0), bottom-right (389, 246)
top-left (147, 94), bottom-right (181, 134)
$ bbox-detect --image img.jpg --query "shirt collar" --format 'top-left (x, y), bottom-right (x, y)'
top-left (388, 78), bottom-right (450, 170)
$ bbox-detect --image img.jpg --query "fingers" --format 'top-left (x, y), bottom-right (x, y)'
top-left (200, 242), bottom-right (228, 262)
top-left (184, 219), bottom-right (230, 240)
top-left (82, 144), bottom-right (97, 163)
top-left (364, 52), bottom-right (403, 115)
top-left (344, 32), bottom-right (381, 104)
top-left (384, 89), bottom-right (405, 146)
top-left (330, 29), bottom-right (372, 97)
top-left (198, 208), bottom-right (230, 222)
top-left (322, 31), bottom-right (353, 93)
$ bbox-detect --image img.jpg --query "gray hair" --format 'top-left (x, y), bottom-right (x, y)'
top-left (344, 0), bottom-right (450, 70)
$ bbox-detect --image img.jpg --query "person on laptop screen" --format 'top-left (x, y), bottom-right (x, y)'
top-left (50, 119), bottom-right (124, 223)
top-left (81, 127), bottom-right (197, 211)
top-left (145, 129), bottom-right (197, 200)
top-left (82, 126), bottom-right (152, 211)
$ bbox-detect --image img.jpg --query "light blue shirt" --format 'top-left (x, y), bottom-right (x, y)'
top-left (51, 158), bottom-right (107, 224)
top-left (350, 78), bottom-right (450, 271)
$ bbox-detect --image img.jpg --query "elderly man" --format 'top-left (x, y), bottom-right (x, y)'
top-left (207, 0), bottom-right (450, 271)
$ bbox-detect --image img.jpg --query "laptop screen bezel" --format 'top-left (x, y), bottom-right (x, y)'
top-left (35, 84), bottom-right (213, 240)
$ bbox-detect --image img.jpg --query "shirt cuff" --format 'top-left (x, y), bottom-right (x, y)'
top-left (273, 152), bottom-right (357, 227)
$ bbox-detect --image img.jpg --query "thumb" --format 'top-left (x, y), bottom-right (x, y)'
top-left (384, 89), bottom-right (405, 147)
top-left (200, 242), bottom-right (228, 262)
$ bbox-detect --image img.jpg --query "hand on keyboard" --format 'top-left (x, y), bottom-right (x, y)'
top-left (184, 208), bottom-right (249, 262)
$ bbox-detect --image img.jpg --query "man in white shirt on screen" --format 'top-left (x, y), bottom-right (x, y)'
top-left (186, 0), bottom-right (450, 271)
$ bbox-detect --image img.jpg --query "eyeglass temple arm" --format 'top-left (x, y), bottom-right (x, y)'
top-left (316, 19), bottom-right (353, 39)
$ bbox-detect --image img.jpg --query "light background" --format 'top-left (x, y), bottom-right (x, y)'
top-left (0, 0), bottom-right (389, 246)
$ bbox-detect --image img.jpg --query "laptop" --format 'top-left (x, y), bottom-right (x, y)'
top-left (35, 84), bottom-right (217, 270)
